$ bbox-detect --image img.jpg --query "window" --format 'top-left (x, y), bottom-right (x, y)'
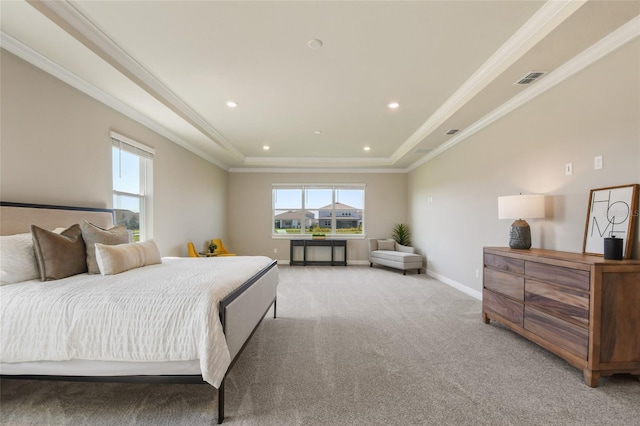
top-left (111, 131), bottom-right (154, 242)
top-left (273, 184), bottom-right (364, 236)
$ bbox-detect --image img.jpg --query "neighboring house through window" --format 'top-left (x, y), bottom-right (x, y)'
top-left (111, 131), bottom-right (154, 242)
top-left (273, 184), bottom-right (364, 236)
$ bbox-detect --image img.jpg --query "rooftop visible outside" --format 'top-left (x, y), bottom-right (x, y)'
top-left (273, 186), bottom-right (364, 235)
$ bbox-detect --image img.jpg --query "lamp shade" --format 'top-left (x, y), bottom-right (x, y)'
top-left (498, 195), bottom-right (545, 220)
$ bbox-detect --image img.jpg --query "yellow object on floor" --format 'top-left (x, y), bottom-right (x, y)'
top-left (211, 238), bottom-right (236, 256)
top-left (187, 242), bottom-right (200, 258)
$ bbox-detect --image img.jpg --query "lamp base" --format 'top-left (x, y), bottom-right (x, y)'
top-left (509, 219), bottom-right (531, 249)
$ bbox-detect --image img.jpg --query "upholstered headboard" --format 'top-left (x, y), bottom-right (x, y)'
top-left (0, 202), bottom-right (114, 236)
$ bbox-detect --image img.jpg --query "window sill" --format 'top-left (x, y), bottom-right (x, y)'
top-left (271, 234), bottom-right (366, 240)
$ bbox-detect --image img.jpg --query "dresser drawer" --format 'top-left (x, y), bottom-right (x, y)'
top-left (483, 289), bottom-right (524, 327)
top-left (484, 268), bottom-right (524, 300)
top-left (485, 253), bottom-right (524, 275)
top-left (525, 261), bottom-right (590, 291)
top-left (524, 306), bottom-right (588, 359)
top-left (525, 279), bottom-right (589, 327)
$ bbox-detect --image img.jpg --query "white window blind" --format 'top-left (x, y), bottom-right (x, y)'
top-left (111, 131), bottom-right (154, 242)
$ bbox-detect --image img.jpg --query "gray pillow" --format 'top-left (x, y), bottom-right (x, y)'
top-left (31, 224), bottom-right (87, 281)
top-left (377, 240), bottom-right (396, 251)
top-left (81, 221), bottom-right (130, 274)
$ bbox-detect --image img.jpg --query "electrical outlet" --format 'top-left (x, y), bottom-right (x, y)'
top-left (427, 256), bottom-right (433, 262)
top-left (565, 162), bottom-right (573, 175)
top-left (274, 248), bottom-right (278, 254)
top-left (594, 155), bottom-right (603, 170)
top-left (475, 269), bottom-right (480, 279)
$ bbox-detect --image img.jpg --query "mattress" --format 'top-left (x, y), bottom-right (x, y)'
top-left (0, 256), bottom-right (275, 388)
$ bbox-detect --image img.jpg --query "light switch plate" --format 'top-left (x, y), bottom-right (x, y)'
top-left (565, 162), bottom-right (573, 175)
top-left (594, 155), bottom-right (603, 170)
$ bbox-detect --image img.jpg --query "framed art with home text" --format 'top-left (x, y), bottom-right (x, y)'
top-left (583, 184), bottom-right (639, 258)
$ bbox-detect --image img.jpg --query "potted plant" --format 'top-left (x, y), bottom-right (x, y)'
top-left (209, 242), bottom-right (218, 253)
top-left (391, 223), bottom-right (411, 246)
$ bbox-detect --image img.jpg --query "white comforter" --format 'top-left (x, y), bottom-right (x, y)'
top-left (0, 256), bottom-right (274, 388)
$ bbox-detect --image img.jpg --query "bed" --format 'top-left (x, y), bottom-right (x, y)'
top-left (0, 201), bottom-right (278, 424)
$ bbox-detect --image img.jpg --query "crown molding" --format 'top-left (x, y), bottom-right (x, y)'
top-left (243, 156), bottom-right (393, 166)
top-left (229, 167), bottom-right (407, 174)
top-left (29, 0), bottom-right (244, 162)
top-left (407, 14), bottom-right (640, 172)
top-left (1, 31), bottom-right (229, 171)
top-left (391, 0), bottom-right (587, 164)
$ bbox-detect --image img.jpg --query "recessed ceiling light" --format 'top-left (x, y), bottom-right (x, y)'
top-left (363, 146), bottom-right (371, 151)
top-left (307, 39), bottom-right (323, 49)
top-left (387, 102), bottom-right (399, 109)
top-left (263, 145), bottom-right (270, 150)
top-left (314, 130), bottom-right (322, 135)
top-left (226, 101), bottom-right (238, 108)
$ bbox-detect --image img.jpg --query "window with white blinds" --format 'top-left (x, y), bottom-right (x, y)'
top-left (111, 131), bottom-right (154, 242)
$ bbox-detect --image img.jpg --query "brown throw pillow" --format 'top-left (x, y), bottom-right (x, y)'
top-left (81, 221), bottom-right (130, 274)
top-left (31, 224), bottom-right (87, 281)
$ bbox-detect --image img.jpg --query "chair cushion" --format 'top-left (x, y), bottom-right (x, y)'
top-left (371, 250), bottom-right (422, 265)
top-left (377, 240), bottom-right (396, 251)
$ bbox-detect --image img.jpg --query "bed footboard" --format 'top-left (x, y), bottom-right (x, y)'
top-left (217, 260), bottom-right (278, 423)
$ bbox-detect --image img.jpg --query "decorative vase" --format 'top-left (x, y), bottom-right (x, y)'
top-left (604, 236), bottom-right (623, 260)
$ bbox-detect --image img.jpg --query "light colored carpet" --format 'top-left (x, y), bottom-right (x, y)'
top-left (2, 265), bottom-right (639, 425)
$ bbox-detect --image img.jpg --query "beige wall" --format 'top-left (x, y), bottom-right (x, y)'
top-left (0, 50), bottom-right (228, 257)
top-left (228, 172), bottom-right (407, 262)
top-left (408, 38), bottom-right (640, 295)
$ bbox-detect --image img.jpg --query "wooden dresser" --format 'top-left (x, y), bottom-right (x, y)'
top-left (482, 247), bottom-right (640, 387)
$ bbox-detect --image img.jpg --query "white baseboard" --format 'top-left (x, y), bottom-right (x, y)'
top-left (276, 259), bottom-right (370, 266)
top-left (426, 270), bottom-right (482, 300)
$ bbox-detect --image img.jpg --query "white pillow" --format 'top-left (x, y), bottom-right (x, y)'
top-left (95, 240), bottom-right (162, 276)
top-left (377, 240), bottom-right (396, 251)
top-left (0, 233), bottom-right (40, 285)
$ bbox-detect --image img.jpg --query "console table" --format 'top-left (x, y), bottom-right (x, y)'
top-left (289, 239), bottom-right (347, 266)
top-left (482, 247), bottom-right (640, 387)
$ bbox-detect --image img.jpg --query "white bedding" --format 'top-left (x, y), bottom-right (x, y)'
top-left (0, 256), bottom-right (275, 388)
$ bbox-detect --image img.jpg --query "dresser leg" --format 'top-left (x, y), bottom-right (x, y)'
top-left (482, 312), bottom-right (490, 324)
top-left (583, 369), bottom-right (600, 387)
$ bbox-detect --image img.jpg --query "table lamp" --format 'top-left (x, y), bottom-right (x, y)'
top-left (498, 194), bottom-right (545, 249)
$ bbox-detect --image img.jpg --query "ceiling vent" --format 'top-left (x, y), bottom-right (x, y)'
top-left (414, 148), bottom-right (434, 154)
top-left (445, 129), bottom-right (459, 135)
top-left (515, 71), bottom-right (546, 85)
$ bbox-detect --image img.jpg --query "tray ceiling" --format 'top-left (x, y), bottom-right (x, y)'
top-left (1, 1), bottom-right (638, 171)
